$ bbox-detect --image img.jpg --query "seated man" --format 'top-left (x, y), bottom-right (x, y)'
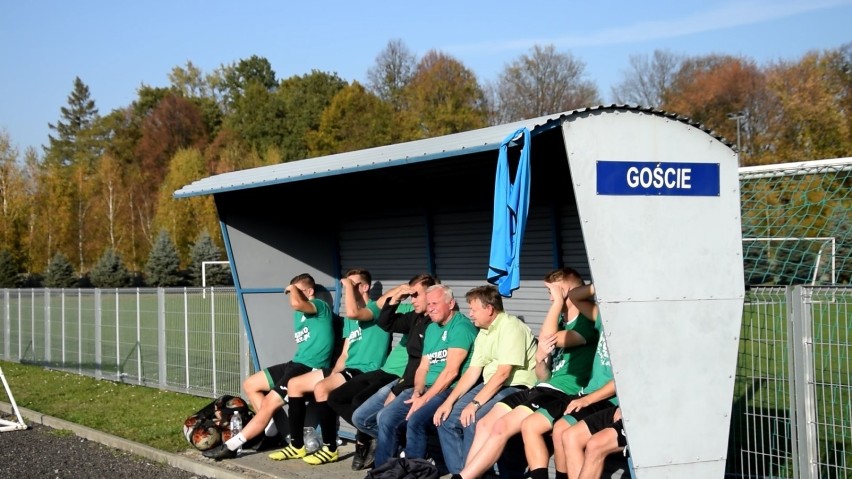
top-left (433, 285), bottom-right (538, 475)
top-left (203, 273), bottom-right (334, 460)
top-left (267, 268), bottom-right (390, 465)
top-left (561, 406), bottom-right (627, 479)
top-left (453, 267), bottom-right (598, 479)
top-left (529, 283), bottom-right (617, 479)
top-left (327, 273), bottom-right (437, 470)
top-left (374, 284), bottom-right (478, 469)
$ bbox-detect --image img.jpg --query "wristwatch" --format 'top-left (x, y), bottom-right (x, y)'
top-left (471, 400), bottom-right (482, 410)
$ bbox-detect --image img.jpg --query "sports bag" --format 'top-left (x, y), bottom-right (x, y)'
top-left (182, 394), bottom-right (256, 451)
top-left (365, 457), bottom-right (439, 479)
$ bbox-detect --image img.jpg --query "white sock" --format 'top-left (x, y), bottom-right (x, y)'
top-left (265, 420), bottom-right (278, 437)
top-left (225, 433), bottom-right (247, 451)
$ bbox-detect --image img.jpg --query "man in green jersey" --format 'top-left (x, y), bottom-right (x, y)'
top-left (270, 268), bottom-right (391, 466)
top-left (204, 273), bottom-right (334, 460)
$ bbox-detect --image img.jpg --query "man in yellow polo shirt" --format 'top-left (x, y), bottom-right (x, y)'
top-left (433, 285), bottom-right (538, 475)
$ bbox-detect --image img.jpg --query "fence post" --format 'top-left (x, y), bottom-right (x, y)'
top-left (30, 289), bottom-right (35, 360)
top-left (136, 288), bottom-right (142, 386)
top-left (61, 289), bottom-right (66, 366)
top-left (789, 285), bottom-right (818, 478)
top-left (183, 287), bottom-right (189, 390)
top-left (158, 288), bottom-right (167, 389)
top-left (94, 289), bottom-right (102, 380)
top-left (210, 287), bottom-right (218, 397)
top-left (44, 289), bottom-right (51, 364)
top-left (3, 290), bottom-right (8, 361)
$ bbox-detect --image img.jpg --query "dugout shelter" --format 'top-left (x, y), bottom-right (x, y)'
top-left (175, 105), bottom-right (745, 478)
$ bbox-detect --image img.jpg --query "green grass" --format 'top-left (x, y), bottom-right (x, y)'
top-left (0, 360), bottom-right (210, 452)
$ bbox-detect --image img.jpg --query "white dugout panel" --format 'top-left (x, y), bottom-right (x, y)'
top-left (563, 111), bottom-right (744, 478)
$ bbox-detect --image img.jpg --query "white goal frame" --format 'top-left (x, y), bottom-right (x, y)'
top-left (0, 365), bottom-right (27, 432)
top-left (201, 261), bottom-right (231, 298)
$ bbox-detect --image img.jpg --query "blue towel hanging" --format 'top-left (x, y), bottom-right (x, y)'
top-left (486, 127), bottom-right (531, 297)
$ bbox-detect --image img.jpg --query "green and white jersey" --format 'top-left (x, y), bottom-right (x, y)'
top-left (422, 311), bottom-right (478, 387)
top-left (540, 312), bottom-right (598, 395)
top-left (581, 314), bottom-right (618, 405)
top-left (291, 298), bottom-right (335, 369)
top-left (343, 300), bottom-right (390, 372)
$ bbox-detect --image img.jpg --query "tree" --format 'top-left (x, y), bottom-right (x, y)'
top-left (43, 252), bottom-right (77, 288)
top-left (89, 248), bottom-right (131, 288)
top-left (44, 77), bottom-right (101, 168)
top-left (401, 50), bottom-right (488, 139)
top-left (169, 60), bottom-right (209, 98)
top-left (490, 44), bottom-right (600, 124)
top-left (144, 230), bottom-right (182, 286)
top-left (277, 70), bottom-right (348, 161)
top-left (189, 231), bottom-right (231, 286)
top-left (760, 48), bottom-right (852, 164)
top-left (662, 54), bottom-right (768, 165)
top-left (135, 93), bottom-right (209, 187)
top-left (306, 82), bottom-right (397, 156)
top-left (0, 129), bottom-right (31, 267)
top-left (367, 39), bottom-right (417, 111)
top-left (0, 249), bottom-right (20, 287)
top-left (153, 148), bottom-right (219, 259)
top-left (225, 81), bottom-right (287, 155)
top-left (612, 49), bottom-right (683, 108)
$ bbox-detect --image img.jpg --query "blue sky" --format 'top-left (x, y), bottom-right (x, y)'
top-left (1, 0), bottom-right (850, 154)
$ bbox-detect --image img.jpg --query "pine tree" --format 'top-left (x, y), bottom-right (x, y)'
top-left (44, 77), bottom-right (100, 168)
top-left (89, 248), bottom-right (131, 288)
top-left (189, 231), bottom-right (231, 286)
top-left (0, 249), bottom-right (20, 287)
top-left (145, 230), bottom-right (183, 287)
top-left (44, 252), bottom-right (77, 288)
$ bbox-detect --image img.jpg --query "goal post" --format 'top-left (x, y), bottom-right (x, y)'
top-left (201, 261), bottom-right (231, 288)
top-left (0, 365), bottom-right (27, 432)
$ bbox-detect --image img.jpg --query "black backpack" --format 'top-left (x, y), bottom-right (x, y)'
top-left (365, 458), bottom-right (439, 479)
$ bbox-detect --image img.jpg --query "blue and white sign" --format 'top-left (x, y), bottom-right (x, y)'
top-left (596, 161), bottom-right (720, 196)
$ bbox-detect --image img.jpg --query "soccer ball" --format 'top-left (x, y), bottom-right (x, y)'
top-left (183, 414), bottom-right (203, 444)
top-left (190, 423), bottom-right (222, 451)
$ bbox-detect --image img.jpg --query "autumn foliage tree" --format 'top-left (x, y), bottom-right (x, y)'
top-left (400, 50), bottom-right (488, 139)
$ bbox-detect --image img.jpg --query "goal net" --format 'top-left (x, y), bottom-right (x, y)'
top-left (739, 157), bottom-right (852, 286)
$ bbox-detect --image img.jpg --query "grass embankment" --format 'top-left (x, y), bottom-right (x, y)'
top-left (0, 360), bottom-right (210, 452)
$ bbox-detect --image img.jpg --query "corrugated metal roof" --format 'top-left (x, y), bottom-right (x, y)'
top-left (174, 104), bottom-right (724, 198)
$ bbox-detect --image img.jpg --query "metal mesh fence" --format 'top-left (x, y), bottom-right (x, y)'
top-left (0, 287), bottom-right (246, 399)
top-left (0, 285), bottom-right (849, 478)
top-left (727, 286), bottom-right (852, 479)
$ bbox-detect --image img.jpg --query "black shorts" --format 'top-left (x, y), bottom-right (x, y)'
top-left (321, 367), bottom-right (363, 381)
top-left (500, 386), bottom-right (571, 424)
top-left (584, 406), bottom-right (628, 449)
top-left (265, 361), bottom-right (313, 400)
top-left (560, 397), bottom-right (617, 425)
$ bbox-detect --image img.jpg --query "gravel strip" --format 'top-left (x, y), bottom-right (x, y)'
top-left (0, 417), bottom-right (212, 479)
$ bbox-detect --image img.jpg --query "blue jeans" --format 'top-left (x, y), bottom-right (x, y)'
top-left (437, 384), bottom-right (521, 474)
top-left (351, 381), bottom-right (395, 439)
top-left (374, 388), bottom-right (453, 468)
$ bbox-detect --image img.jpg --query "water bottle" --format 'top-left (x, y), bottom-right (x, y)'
top-left (303, 427), bottom-right (321, 453)
top-left (230, 412), bottom-right (243, 455)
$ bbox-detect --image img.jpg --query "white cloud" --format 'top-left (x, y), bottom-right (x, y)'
top-left (447, 0), bottom-right (852, 54)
